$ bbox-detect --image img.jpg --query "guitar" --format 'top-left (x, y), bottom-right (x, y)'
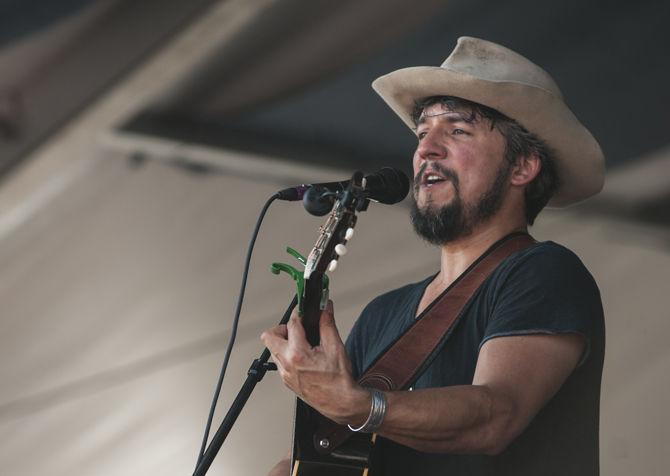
top-left (272, 171), bottom-right (376, 476)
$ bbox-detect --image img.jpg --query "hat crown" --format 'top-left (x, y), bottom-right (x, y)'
top-left (442, 37), bottom-right (563, 99)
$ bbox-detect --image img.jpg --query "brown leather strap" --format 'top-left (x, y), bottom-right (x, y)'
top-left (314, 232), bottom-right (536, 452)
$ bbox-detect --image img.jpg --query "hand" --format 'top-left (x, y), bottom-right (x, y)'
top-left (260, 301), bottom-right (369, 425)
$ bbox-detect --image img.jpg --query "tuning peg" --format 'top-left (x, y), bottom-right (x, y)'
top-left (335, 244), bottom-right (347, 256)
top-left (345, 227), bottom-right (354, 240)
top-left (328, 259), bottom-right (338, 272)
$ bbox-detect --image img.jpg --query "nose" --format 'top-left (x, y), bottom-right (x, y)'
top-left (415, 129), bottom-right (447, 162)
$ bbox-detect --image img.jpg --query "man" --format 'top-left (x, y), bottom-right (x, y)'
top-left (262, 37), bottom-right (605, 475)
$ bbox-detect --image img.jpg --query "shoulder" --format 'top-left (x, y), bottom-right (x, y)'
top-left (484, 239), bottom-right (603, 332)
top-left (493, 240), bottom-right (599, 291)
top-left (482, 240), bottom-right (603, 332)
top-left (481, 240), bottom-right (604, 366)
top-left (507, 240), bottom-right (587, 267)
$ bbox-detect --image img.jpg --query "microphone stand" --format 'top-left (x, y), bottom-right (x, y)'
top-left (192, 296), bottom-right (297, 476)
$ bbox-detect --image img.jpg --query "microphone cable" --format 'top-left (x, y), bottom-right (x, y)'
top-left (194, 192), bottom-right (280, 470)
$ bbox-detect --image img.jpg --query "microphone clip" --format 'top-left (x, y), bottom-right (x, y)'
top-left (302, 171), bottom-right (369, 216)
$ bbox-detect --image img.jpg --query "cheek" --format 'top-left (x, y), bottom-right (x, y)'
top-left (412, 153), bottom-right (422, 177)
top-left (461, 165), bottom-right (499, 201)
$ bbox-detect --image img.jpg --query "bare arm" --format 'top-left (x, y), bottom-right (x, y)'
top-left (374, 333), bottom-right (584, 454)
top-left (261, 304), bottom-right (584, 456)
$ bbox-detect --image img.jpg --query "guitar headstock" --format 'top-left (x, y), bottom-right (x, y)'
top-left (301, 171), bottom-right (368, 345)
top-left (304, 204), bottom-right (356, 279)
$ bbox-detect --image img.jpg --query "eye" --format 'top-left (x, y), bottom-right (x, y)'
top-left (453, 128), bottom-right (467, 135)
top-left (417, 130), bottom-right (428, 140)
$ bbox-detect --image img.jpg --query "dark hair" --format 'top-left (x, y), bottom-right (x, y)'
top-left (411, 96), bottom-right (559, 225)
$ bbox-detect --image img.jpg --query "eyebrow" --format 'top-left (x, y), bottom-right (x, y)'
top-left (416, 112), bottom-right (470, 127)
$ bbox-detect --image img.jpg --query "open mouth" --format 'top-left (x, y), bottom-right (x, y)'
top-left (422, 173), bottom-right (449, 187)
top-left (414, 165), bottom-right (458, 194)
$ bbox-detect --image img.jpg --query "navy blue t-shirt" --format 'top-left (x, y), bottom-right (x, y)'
top-left (345, 241), bottom-right (605, 475)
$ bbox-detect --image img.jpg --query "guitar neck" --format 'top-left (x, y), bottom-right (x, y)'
top-left (301, 273), bottom-right (325, 347)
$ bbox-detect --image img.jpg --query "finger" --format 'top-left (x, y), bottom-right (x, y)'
top-left (272, 355), bottom-right (288, 375)
top-left (274, 324), bottom-right (288, 339)
top-left (263, 324), bottom-right (288, 339)
top-left (286, 312), bottom-right (308, 345)
top-left (261, 328), bottom-right (289, 356)
top-left (319, 300), bottom-right (344, 351)
top-left (260, 325), bottom-right (288, 348)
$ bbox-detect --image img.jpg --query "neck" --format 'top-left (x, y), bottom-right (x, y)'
top-left (435, 214), bottom-right (527, 289)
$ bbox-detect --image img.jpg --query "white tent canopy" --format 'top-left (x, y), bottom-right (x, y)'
top-left (0, 1), bottom-right (668, 475)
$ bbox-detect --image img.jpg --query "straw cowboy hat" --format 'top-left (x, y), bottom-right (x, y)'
top-left (372, 36), bottom-right (605, 207)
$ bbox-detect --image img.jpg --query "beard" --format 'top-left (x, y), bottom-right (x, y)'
top-left (410, 160), bottom-right (511, 245)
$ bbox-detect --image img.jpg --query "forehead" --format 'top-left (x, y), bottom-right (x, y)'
top-left (417, 102), bottom-right (474, 126)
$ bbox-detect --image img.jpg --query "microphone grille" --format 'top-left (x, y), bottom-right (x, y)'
top-left (373, 167), bottom-right (410, 204)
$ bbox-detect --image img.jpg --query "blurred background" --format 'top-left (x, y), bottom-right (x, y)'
top-left (0, 0), bottom-right (668, 474)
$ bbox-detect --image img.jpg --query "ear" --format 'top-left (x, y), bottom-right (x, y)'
top-left (509, 153), bottom-right (541, 187)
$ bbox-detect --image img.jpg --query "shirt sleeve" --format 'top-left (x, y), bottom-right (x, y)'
top-left (481, 242), bottom-right (603, 365)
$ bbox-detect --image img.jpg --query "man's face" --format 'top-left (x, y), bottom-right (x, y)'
top-left (410, 102), bottom-right (511, 244)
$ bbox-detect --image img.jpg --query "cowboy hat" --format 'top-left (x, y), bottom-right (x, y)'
top-left (372, 36), bottom-right (605, 207)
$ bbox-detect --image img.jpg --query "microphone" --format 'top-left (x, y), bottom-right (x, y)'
top-left (276, 167), bottom-right (410, 205)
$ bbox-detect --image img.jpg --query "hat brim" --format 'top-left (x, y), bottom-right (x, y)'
top-left (372, 66), bottom-right (605, 207)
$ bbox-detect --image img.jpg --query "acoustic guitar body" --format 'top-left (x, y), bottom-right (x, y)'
top-left (291, 399), bottom-right (376, 476)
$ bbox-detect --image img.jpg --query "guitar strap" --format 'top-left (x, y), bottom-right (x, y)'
top-left (313, 232), bottom-right (536, 453)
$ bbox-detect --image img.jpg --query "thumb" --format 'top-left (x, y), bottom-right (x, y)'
top-left (319, 300), bottom-right (343, 350)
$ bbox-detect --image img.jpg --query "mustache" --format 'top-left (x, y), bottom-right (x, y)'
top-left (413, 162), bottom-right (460, 193)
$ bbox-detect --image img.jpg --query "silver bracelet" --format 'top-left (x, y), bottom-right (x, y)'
top-left (347, 388), bottom-right (387, 433)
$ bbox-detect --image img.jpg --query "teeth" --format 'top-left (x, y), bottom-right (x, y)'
top-left (425, 174), bottom-right (444, 184)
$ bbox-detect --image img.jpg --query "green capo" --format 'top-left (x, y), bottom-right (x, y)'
top-left (270, 246), bottom-right (329, 316)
